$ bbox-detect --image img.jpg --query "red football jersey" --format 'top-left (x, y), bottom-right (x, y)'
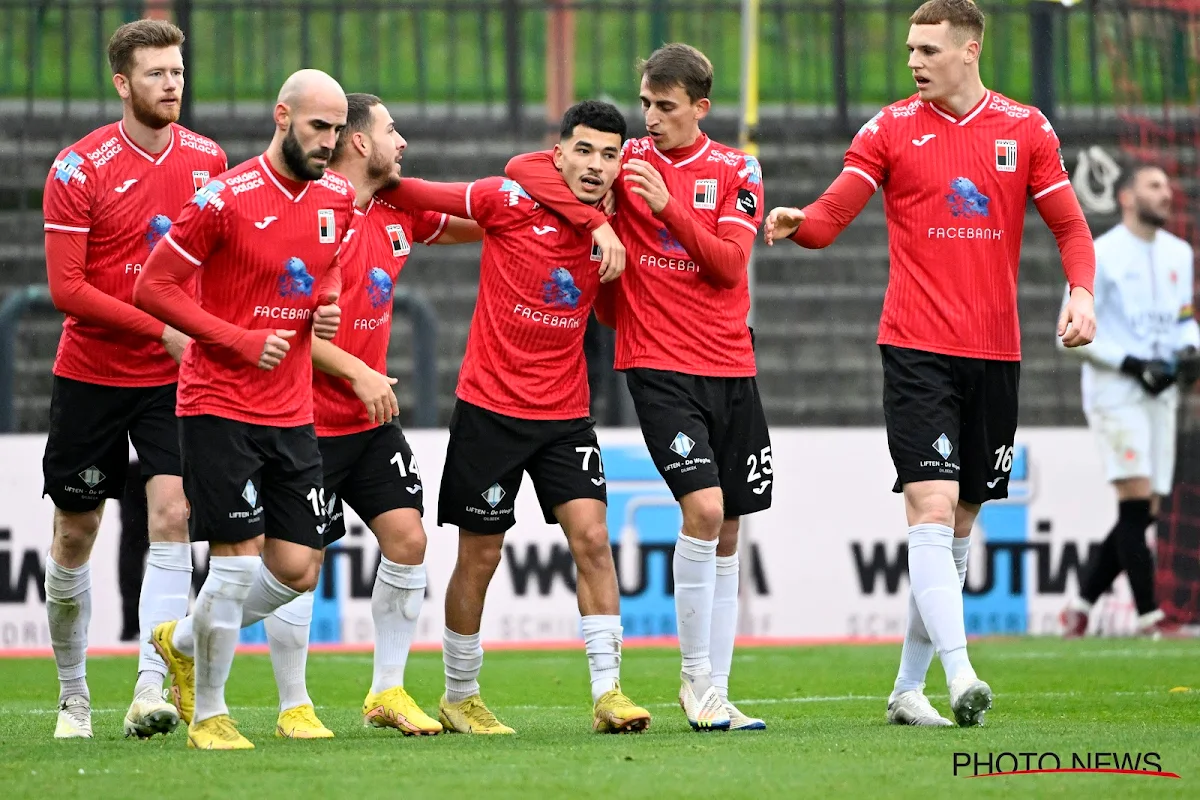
top-left (161, 155), bottom-right (355, 426)
top-left (313, 196), bottom-right (448, 436)
top-left (611, 134), bottom-right (763, 376)
top-left (42, 122), bottom-right (226, 386)
top-left (458, 176), bottom-right (601, 420)
top-left (844, 91), bottom-right (1072, 360)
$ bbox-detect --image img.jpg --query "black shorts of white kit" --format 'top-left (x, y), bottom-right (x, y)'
top-left (42, 376), bottom-right (181, 512)
top-left (624, 368), bottom-right (773, 518)
top-left (437, 400), bottom-right (607, 535)
top-left (318, 421), bottom-right (424, 546)
top-left (179, 415), bottom-right (326, 548)
top-left (881, 345), bottom-right (1020, 505)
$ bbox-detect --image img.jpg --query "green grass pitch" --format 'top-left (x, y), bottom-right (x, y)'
top-left (2, 638), bottom-right (1198, 798)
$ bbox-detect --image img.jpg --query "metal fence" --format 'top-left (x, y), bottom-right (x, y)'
top-left (3, 0), bottom-right (1197, 134)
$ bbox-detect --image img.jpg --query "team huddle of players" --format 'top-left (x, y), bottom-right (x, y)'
top-left (41, 0), bottom-right (1100, 750)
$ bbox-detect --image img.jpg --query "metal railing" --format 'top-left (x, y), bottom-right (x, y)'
top-left (3, 0), bottom-right (1196, 135)
top-left (0, 284), bottom-right (440, 431)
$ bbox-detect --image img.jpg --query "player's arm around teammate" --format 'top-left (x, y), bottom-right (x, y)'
top-left (394, 102), bottom-right (648, 734)
top-left (262, 93), bottom-right (487, 738)
top-left (507, 46), bottom-right (770, 733)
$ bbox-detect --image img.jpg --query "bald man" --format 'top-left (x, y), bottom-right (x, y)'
top-left (133, 69), bottom-right (354, 750)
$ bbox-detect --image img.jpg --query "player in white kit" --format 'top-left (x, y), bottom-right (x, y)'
top-left (1059, 162), bottom-right (1199, 638)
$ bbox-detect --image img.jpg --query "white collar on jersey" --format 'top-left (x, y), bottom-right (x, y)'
top-left (118, 121), bottom-right (175, 165)
top-left (927, 90), bottom-right (991, 127)
top-left (257, 154), bottom-right (311, 203)
top-left (651, 134), bottom-right (713, 168)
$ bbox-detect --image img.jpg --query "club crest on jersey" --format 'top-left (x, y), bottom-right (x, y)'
top-left (386, 224), bottom-right (411, 257)
top-left (278, 257), bottom-right (315, 298)
top-left (367, 267), bottom-right (394, 309)
top-left (318, 209), bottom-right (336, 243)
top-left (994, 140), bottom-right (1017, 173)
top-left (192, 170), bottom-right (210, 192)
top-left (693, 179), bottom-right (718, 210)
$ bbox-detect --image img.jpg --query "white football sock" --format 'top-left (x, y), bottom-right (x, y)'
top-left (45, 557), bottom-right (91, 703)
top-left (192, 555), bottom-right (258, 724)
top-left (581, 615), bottom-right (622, 702)
top-left (907, 524), bottom-right (974, 685)
top-left (136, 542), bottom-right (192, 694)
top-left (710, 553), bottom-right (739, 700)
top-left (266, 592), bottom-right (314, 712)
top-left (172, 614), bottom-right (195, 658)
top-left (894, 534), bottom-right (970, 697)
top-left (371, 558), bottom-right (425, 695)
top-left (893, 590), bottom-right (935, 696)
top-left (674, 533), bottom-right (717, 684)
top-left (170, 560), bottom-right (301, 660)
top-left (443, 628), bottom-right (483, 703)
top-left (953, 535), bottom-right (971, 588)
top-left (242, 560), bottom-right (301, 628)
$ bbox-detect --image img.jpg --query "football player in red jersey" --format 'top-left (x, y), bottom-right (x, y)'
top-left (504, 44), bottom-right (769, 732)
top-left (133, 69), bottom-right (351, 750)
top-left (387, 100), bottom-right (651, 735)
top-left (40, 19), bottom-right (226, 741)
top-left (260, 93), bottom-right (481, 738)
top-left (766, 0), bottom-right (1097, 727)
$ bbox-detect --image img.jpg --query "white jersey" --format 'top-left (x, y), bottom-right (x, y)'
top-left (1059, 223), bottom-right (1199, 412)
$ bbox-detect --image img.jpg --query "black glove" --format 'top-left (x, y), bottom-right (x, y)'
top-left (1175, 347), bottom-right (1200, 386)
top-left (1121, 355), bottom-right (1176, 396)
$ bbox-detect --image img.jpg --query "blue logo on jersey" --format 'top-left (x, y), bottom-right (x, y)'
top-left (656, 227), bottom-right (687, 256)
top-left (145, 215), bottom-right (172, 251)
top-left (739, 155), bottom-right (762, 184)
top-left (945, 177), bottom-right (990, 218)
top-left (366, 267), bottom-right (394, 309)
top-left (499, 179), bottom-right (531, 201)
top-left (53, 151), bottom-right (86, 186)
top-left (278, 257), bottom-right (315, 299)
top-left (543, 268), bottom-right (581, 310)
top-left (192, 179), bottom-right (226, 210)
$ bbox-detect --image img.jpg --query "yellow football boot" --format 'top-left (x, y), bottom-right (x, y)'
top-left (437, 694), bottom-right (515, 734)
top-left (150, 620), bottom-right (194, 724)
top-left (363, 686), bottom-right (442, 735)
top-left (187, 715), bottom-right (254, 750)
top-left (593, 685), bottom-right (652, 733)
top-left (276, 704), bottom-right (335, 739)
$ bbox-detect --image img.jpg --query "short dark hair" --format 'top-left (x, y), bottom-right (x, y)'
top-left (107, 19), bottom-right (185, 77)
top-left (559, 100), bottom-right (626, 141)
top-left (1117, 159), bottom-right (1166, 193)
top-left (910, 0), bottom-right (986, 45)
top-left (331, 92), bottom-right (384, 164)
top-left (638, 43), bottom-right (713, 103)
